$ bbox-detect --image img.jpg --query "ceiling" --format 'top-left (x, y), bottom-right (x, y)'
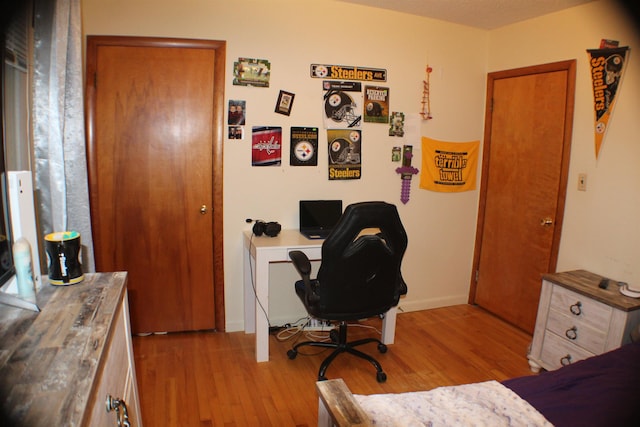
top-left (338, 0), bottom-right (596, 30)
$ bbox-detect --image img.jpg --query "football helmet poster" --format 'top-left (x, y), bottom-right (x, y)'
top-left (327, 129), bottom-right (361, 180)
top-left (322, 81), bottom-right (362, 128)
top-left (363, 86), bottom-right (389, 123)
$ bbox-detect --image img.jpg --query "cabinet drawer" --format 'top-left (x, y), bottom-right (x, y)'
top-left (541, 330), bottom-right (594, 370)
top-left (87, 303), bottom-right (129, 426)
top-left (546, 307), bottom-right (608, 354)
top-left (550, 284), bottom-right (613, 332)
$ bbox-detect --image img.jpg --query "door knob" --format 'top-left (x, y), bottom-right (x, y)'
top-left (540, 217), bottom-right (553, 226)
top-left (200, 205), bottom-right (208, 215)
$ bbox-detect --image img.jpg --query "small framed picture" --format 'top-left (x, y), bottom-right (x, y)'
top-left (275, 90), bottom-right (295, 116)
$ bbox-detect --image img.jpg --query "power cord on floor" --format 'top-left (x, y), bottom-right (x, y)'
top-left (277, 317), bottom-right (384, 358)
top-left (272, 316), bottom-right (309, 340)
top-left (274, 316), bottom-right (334, 342)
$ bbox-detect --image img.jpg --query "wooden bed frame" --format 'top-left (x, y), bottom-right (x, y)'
top-left (316, 379), bottom-right (371, 427)
top-left (315, 339), bottom-right (640, 427)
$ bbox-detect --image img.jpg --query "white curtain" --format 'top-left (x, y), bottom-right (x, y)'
top-left (33, 0), bottom-right (95, 272)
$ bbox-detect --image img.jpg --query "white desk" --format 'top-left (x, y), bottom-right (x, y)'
top-left (243, 229), bottom-right (399, 362)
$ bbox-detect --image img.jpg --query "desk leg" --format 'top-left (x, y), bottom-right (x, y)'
top-left (243, 246), bottom-right (256, 334)
top-left (243, 243), bottom-right (271, 362)
top-left (254, 254), bottom-right (271, 362)
top-left (381, 306), bottom-right (398, 345)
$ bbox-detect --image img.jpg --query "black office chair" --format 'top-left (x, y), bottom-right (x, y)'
top-left (287, 201), bottom-right (408, 383)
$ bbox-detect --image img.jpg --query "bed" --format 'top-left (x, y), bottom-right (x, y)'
top-left (316, 340), bottom-right (640, 426)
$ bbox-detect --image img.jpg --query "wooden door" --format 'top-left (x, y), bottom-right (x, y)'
top-left (469, 61), bottom-right (575, 333)
top-left (85, 37), bottom-right (226, 333)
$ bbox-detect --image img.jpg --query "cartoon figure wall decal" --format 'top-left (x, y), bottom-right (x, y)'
top-left (395, 145), bottom-right (419, 204)
top-left (420, 65), bottom-right (433, 120)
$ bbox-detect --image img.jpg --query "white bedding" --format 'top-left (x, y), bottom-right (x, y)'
top-left (354, 380), bottom-right (553, 427)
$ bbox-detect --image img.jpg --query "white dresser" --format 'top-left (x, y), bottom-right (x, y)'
top-left (528, 270), bottom-right (640, 372)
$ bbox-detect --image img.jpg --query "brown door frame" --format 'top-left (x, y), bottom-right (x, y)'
top-left (84, 36), bottom-right (226, 330)
top-left (469, 60), bottom-right (576, 303)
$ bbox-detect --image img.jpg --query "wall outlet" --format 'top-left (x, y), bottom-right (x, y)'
top-left (578, 173), bottom-right (587, 191)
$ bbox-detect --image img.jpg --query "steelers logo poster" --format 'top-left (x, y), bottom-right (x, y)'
top-left (328, 129), bottom-right (361, 180)
top-left (290, 127), bottom-right (318, 166)
top-left (322, 81), bottom-right (362, 129)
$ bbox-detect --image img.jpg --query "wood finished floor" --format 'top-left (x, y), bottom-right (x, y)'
top-left (133, 304), bottom-right (534, 426)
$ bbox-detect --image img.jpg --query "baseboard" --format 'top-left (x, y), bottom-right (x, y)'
top-left (397, 294), bottom-right (469, 313)
top-left (228, 295), bottom-right (471, 333)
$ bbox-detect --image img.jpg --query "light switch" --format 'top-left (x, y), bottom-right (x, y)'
top-left (578, 173), bottom-right (587, 191)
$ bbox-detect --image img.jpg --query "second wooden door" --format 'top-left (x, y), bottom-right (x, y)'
top-left (470, 61), bottom-right (576, 333)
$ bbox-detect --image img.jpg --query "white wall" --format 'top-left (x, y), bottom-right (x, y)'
top-left (82, 0), bottom-right (638, 333)
top-left (488, 0), bottom-right (640, 290)
top-left (82, 0), bottom-right (489, 331)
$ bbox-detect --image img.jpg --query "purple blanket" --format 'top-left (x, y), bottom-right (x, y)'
top-left (503, 341), bottom-right (640, 427)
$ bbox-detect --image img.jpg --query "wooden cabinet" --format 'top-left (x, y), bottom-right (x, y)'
top-left (528, 270), bottom-right (640, 372)
top-left (87, 294), bottom-right (142, 426)
top-left (0, 272), bottom-right (142, 426)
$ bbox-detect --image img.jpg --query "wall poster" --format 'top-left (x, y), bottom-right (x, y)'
top-left (310, 64), bottom-right (387, 82)
top-left (587, 44), bottom-right (629, 158)
top-left (322, 81), bottom-right (362, 128)
top-left (363, 85), bottom-right (389, 123)
top-left (233, 58), bottom-right (271, 87)
top-left (251, 126), bottom-right (281, 166)
top-left (389, 112), bottom-right (405, 137)
top-left (327, 129), bottom-right (361, 180)
top-left (290, 127), bottom-right (318, 166)
top-left (420, 137), bottom-right (478, 192)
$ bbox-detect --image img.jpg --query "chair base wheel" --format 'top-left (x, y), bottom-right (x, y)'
top-left (287, 323), bottom-right (392, 383)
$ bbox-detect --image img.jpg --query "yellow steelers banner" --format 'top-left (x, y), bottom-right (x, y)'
top-left (587, 46), bottom-right (629, 158)
top-left (420, 137), bottom-right (479, 192)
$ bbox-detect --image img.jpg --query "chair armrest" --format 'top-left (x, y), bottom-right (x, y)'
top-left (289, 250), bottom-right (320, 304)
top-left (289, 250), bottom-right (312, 277)
top-left (398, 273), bottom-right (408, 296)
top-left (316, 379), bottom-right (371, 427)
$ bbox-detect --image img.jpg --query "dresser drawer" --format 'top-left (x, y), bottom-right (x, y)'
top-left (546, 308), bottom-right (608, 353)
top-left (549, 284), bottom-right (613, 332)
top-left (540, 330), bottom-right (595, 370)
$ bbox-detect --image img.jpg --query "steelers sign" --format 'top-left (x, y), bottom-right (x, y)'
top-left (310, 64), bottom-right (387, 82)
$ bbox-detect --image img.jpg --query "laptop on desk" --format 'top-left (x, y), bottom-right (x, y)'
top-left (299, 200), bottom-right (343, 239)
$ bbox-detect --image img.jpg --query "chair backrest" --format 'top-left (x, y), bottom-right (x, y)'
top-left (315, 201), bottom-right (408, 319)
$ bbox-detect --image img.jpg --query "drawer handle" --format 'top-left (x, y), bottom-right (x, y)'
top-left (560, 354), bottom-right (573, 366)
top-left (569, 301), bottom-right (582, 316)
top-left (106, 394), bottom-right (131, 427)
top-left (565, 326), bottom-right (578, 340)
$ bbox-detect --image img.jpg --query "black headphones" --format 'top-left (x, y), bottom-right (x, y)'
top-left (252, 220), bottom-right (281, 237)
